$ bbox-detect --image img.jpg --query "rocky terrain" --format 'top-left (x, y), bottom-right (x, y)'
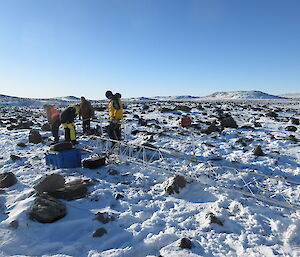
top-left (0, 96), bottom-right (300, 257)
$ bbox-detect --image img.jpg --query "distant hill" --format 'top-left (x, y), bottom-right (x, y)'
top-left (204, 91), bottom-right (287, 100)
top-left (0, 94), bottom-right (81, 107)
top-left (278, 93), bottom-right (300, 99)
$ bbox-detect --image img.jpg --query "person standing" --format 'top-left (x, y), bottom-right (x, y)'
top-left (79, 96), bottom-right (94, 134)
top-left (105, 91), bottom-right (123, 142)
top-left (60, 105), bottom-right (80, 144)
top-left (44, 104), bottom-right (61, 143)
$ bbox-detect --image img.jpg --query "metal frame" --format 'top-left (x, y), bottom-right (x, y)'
top-left (87, 136), bottom-right (300, 210)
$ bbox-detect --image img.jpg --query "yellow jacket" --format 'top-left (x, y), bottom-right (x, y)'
top-left (108, 96), bottom-right (123, 120)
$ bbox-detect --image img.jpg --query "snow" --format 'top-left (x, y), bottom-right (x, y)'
top-left (0, 97), bottom-right (300, 257)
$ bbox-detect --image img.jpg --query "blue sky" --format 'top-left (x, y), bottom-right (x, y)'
top-left (0, 0), bottom-right (299, 99)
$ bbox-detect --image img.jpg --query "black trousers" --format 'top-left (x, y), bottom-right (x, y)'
top-left (51, 119), bottom-right (61, 142)
top-left (107, 122), bottom-right (121, 142)
top-left (82, 119), bottom-right (91, 133)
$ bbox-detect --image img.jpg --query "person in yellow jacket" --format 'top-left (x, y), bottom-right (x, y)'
top-left (105, 91), bottom-right (123, 142)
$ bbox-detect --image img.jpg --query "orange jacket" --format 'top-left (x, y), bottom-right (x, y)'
top-left (45, 105), bottom-right (60, 124)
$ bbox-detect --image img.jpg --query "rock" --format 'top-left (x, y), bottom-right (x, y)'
top-left (266, 111), bottom-right (278, 118)
top-left (240, 125), bottom-right (255, 130)
top-left (10, 154), bottom-right (22, 161)
top-left (220, 116), bottom-right (238, 128)
top-left (206, 212), bottom-right (223, 226)
top-left (253, 122), bottom-right (262, 127)
top-left (175, 105), bottom-right (191, 112)
top-left (28, 193), bottom-right (67, 223)
top-left (115, 193), bottom-right (124, 200)
top-left (49, 179), bottom-right (91, 201)
top-left (17, 142), bottom-right (27, 147)
top-left (41, 123), bottom-right (51, 131)
top-left (201, 122), bottom-right (219, 134)
top-left (108, 169), bottom-right (119, 176)
top-left (138, 119), bottom-right (148, 126)
top-left (160, 107), bottom-right (173, 113)
top-left (164, 175), bottom-right (187, 194)
top-left (28, 130), bottom-right (42, 144)
top-left (179, 238), bottom-right (193, 249)
top-left (93, 228), bottom-right (107, 237)
top-left (286, 126), bottom-right (297, 132)
top-left (34, 174), bottom-right (66, 193)
top-left (9, 220), bottom-right (19, 229)
top-left (0, 172), bottom-right (17, 188)
top-left (95, 212), bottom-right (115, 224)
top-left (291, 118), bottom-right (299, 125)
top-left (252, 145), bottom-right (264, 156)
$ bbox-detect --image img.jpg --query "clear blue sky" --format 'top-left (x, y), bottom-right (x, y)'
top-left (0, 0), bottom-right (299, 99)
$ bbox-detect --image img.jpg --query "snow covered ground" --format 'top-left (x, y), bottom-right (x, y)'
top-left (0, 98), bottom-right (300, 257)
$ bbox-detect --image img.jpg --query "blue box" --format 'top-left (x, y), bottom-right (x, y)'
top-left (45, 148), bottom-right (82, 169)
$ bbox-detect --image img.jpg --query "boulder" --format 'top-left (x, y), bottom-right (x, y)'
top-left (41, 123), bottom-right (51, 131)
top-left (10, 154), bottom-right (22, 161)
top-left (291, 118), bottom-right (299, 125)
top-left (286, 126), bottom-right (297, 132)
top-left (49, 179), bottom-right (91, 201)
top-left (95, 212), bottom-right (115, 224)
top-left (93, 228), bottom-right (107, 237)
top-left (206, 212), bottom-right (223, 226)
top-left (34, 174), bottom-right (66, 193)
top-left (220, 116), bottom-right (238, 128)
top-left (252, 145), bottom-right (264, 156)
top-left (179, 238), bottom-right (193, 249)
top-left (28, 193), bottom-right (67, 223)
top-left (0, 172), bottom-right (17, 188)
top-left (175, 105), bottom-right (191, 112)
top-left (266, 111), bottom-right (278, 118)
top-left (164, 175), bottom-right (187, 194)
top-left (17, 142), bottom-right (27, 147)
top-left (28, 130), bottom-right (42, 144)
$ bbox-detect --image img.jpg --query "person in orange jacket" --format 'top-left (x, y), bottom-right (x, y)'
top-left (44, 104), bottom-right (61, 143)
top-left (105, 91), bottom-right (123, 142)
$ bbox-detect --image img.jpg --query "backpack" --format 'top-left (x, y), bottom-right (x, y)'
top-left (181, 116), bottom-right (192, 127)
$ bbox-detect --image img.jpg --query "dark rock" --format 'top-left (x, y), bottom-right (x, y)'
top-left (160, 107), bottom-right (173, 113)
top-left (17, 142), bottom-right (27, 147)
top-left (179, 238), bottom-right (193, 249)
top-left (34, 174), bottom-right (66, 193)
top-left (206, 212), bottom-right (223, 226)
top-left (138, 119), bottom-right (148, 126)
top-left (175, 105), bottom-right (191, 112)
top-left (9, 220), bottom-right (19, 229)
top-left (253, 122), bottom-right (262, 127)
top-left (252, 145), bottom-right (264, 156)
top-left (28, 130), bottom-right (42, 144)
top-left (10, 154), bottom-right (22, 161)
top-left (108, 169), bottom-right (119, 176)
top-left (0, 172), bottom-right (17, 188)
top-left (49, 179), bottom-right (90, 201)
top-left (164, 175), bottom-right (187, 194)
top-left (240, 125), bottom-right (255, 130)
top-left (28, 193), bottom-right (67, 223)
top-left (266, 112), bottom-right (278, 118)
top-left (220, 116), bottom-right (238, 128)
top-left (115, 193), bottom-right (124, 200)
top-left (201, 121), bottom-right (219, 134)
top-left (95, 212), bottom-right (115, 224)
top-left (41, 123), bottom-right (51, 131)
top-left (286, 126), bottom-right (297, 132)
top-left (93, 228), bottom-right (107, 237)
top-left (291, 118), bottom-right (299, 125)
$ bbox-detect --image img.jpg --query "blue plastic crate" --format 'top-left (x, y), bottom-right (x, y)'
top-left (45, 148), bottom-right (82, 168)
